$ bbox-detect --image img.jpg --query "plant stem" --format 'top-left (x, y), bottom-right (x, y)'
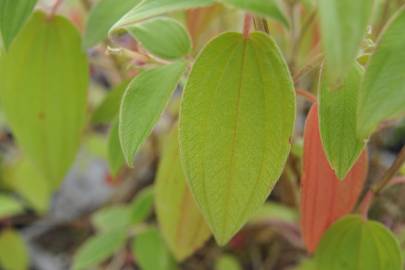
top-left (49, 0), bottom-right (63, 18)
top-left (243, 14), bottom-right (253, 38)
top-left (296, 88), bottom-right (316, 103)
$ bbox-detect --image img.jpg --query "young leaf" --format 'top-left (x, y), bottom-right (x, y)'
top-left (319, 63), bottom-right (365, 179)
top-left (119, 61), bottom-right (186, 165)
top-left (129, 186), bottom-right (154, 224)
top-left (127, 17), bottom-right (192, 60)
top-left (83, 0), bottom-right (142, 48)
top-left (0, 12), bottom-right (88, 187)
top-left (301, 105), bottom-right (368, 253)
top-left (0, 230), bottom-right (29, 270)
top-left (132, 228), bottom-right (178, 270)
top-left (180, 32), bottom-right (296, 245)
top-left (108, 119), bottom-right (125, 176)
top-left (315, 215), bottom-right (403, 270)
top-left (92, 205), bottom-right (130, 233)
top-left (318, 0), bottom-right (373, 81)
top-left (357, 9), bottom-right (405, 139)
top-left (217, 0), bottom-right (289, 27)
top-left (0, 195), bottom-right (23, 219)
top-left (73, 231), bottom-right (126, 270)
top-left (0, 0), bottom-right (37, 49)
top-left (111, 0), bottom-right (214, 30)
top-left (155, 125), bottom-right (211, 261)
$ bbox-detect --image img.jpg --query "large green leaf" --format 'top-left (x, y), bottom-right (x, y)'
top-left (156, 125), bottom-right (211, 261)
top-left (315, 215), bottom-right (403, 270)
top-left (0, 0), bottom-right (37, 49)
top-left (119, 61), bottom-right (186, 165)
top-left (132, 228), bottom-right (178, 270)
top-left (0, 230), bottom-right (29, 270)
top-left (318, 0), bottom-right (373, 81)
top-left (0, 12), bottom-right (88, 187)
top-left (179, 32), bottom-right (295, 245)
top-left (73, 230), bottom-right (126, 270)
top-left (217, 0), bottom-right (289, 27)
top-left (83, 0), bottom-right (142, 48)
top-left (0, 195), bottom-right (23, 219)
top-left (127, 17), bottom-right (191, 60)
top-left (319, 63), bottom-right (365, 179)
top-left (111, 0), bottom-right (214, 30)
top-left (357, 9), bottom-right (405, 139)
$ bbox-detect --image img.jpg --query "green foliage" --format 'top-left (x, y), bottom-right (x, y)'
top-left (132, 228), bottom-right (178, 270)
top-left (83, 0), bottom-right (142, 48)
top-left (0, 0), bottom-right (37, 49)
top-left (250, 202), bottom-right (298, 224)
top-left (92, 205), bottom-right (131, 233)
top-left (315, 215), bottom-right (403, 270)
top-left (319, 63), bottom-right (365, 179)
top-left (357, 8), bottom-right (405, 139)
top-left (0, 11), bottom-right (88, 187)
top-left (127, 17), bottom-right (192, 60)
top-left (155, 125), bottom-right (211, 261)
top-left (180, 32), bottom-right (295, 245)
top-left (0, 195), bottom-right (23, 219)
top-left (119, 61), bottom-right (186, 165)
top-left (108, 118), bottom-right (125, 176)
top-left (318, 0), bottom-right (374, 81)
top-left (129, 186), bottom-right (154, 224)
top-left (72, 230), bottom-right (127, 270)
top-left (0, 230), bottom-right (29, 270)
top-left (215, 255), bottom-right (242, 270)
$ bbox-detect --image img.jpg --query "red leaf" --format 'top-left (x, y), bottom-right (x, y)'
top-left (300, 104), bottom-right (368, 253)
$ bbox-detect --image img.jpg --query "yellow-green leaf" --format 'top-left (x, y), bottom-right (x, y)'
top-left (127, 17), bottom-right (191, 60)
top-left (0, 195), bottom-right (23, 219)
top-left (0, 230), bottom-right (29, 270)
top-left (357, 8), bottom-right (405, 139)
top-left (315, 215), bottom-right (403, 270)
top-left (156, 125), bottom-right (211, 261)
top-left (0, 12), bottom-right (88, 187)
top-left (318, 0), bottom-right (374, 81)
top-left (119, 61), bottom-right (186, 165)
top-left (179, 32), bottom-right (295, 245)
top-left (319, 63), bottom-right (366, 179)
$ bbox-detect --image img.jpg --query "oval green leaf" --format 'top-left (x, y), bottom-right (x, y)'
top-left (127, 17), bottom-right (191, 60)
top-left (0, 0), bottom-right (37, 49)
top-left (0, 230), bottom-right (29, 270)
top-left (315, 215), bottom-right (403, 270)
top-left (0, 12), bottom-right (88, 187)
top-left (319, 63), bottom-right (366, 179)
top-left (129, 186), bottom-right (154, 224)
top-left (0, 195), bottom-right (23, 219)
top-left (119, 61), bottom-right (186, 165)
top-left (83, 0), bottom-right (142, 48)
top-left (357, 9), bottom-right (405, 139)
top-left (318, 0), bottom-right (374, 81)
top-left (179, 32), bottom-right (296, 245)
top-left (156, 125), bottom-right (211, 261)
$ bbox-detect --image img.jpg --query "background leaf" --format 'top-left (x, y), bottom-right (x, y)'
top-left (0, 195), bottom-right (23, 219)
top-left (119, 61), bottom-right (186, 165)
top-left (155, 125), bottom-right (211, 261)
top-left (180, 32), bottom-right (295, 245)
top-left (130, 186), bottom-right (154, 224)
top-left (108, 118), bottom-right (125, 176)
top-left (92, 205), bottom-right (131, 233)
top-left (300, 105), bottom-right (368, 253)
top-left (319, 63), bottom-right (365, 179)
top-left (318, 0), bottom-right (374, 81)
top-left (0, 230), bottom-right (29, 270)
top-left (0, 0), bottom-right (37, 49)
top-left (127, 17), bottom-right (191, 60)
top-left (0, 12), bottom-right (88, 187)
top-left (357, 8), bottom-right (405, 139)
top-left (315, 215), bottom-right (403, 270)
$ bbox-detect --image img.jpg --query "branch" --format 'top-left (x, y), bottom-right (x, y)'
top-left (243, 14), bottom-right (253, 38)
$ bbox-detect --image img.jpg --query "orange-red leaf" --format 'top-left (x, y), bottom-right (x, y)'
top-left (300, 104), bottom-right (368, 253)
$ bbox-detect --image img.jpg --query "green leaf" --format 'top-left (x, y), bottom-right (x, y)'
top-left (179, 32), bottom-right (295, 245)
top-left (92, 205), bottom-right (130, 233)
top-left (83, 0), bottom-right (142, 48)
top-left (0, 195), bottom-right (23, 219)
top-left (119, 61), bottom-right (186, 165)
top-left (73, 230), bottom-right (126, 270)
top-left (319, 63), bottom-right (366, 179)
top-left (0, 230), bottom-right (29, 270)
top-left (155, 125), bottom-right (211, 261)
top-left (0, 0), bottom-right (37, 49)
top-left (132, 228), bottom-right (178, 270)
top-left (127, 17), bottom-right (191, 60)
top-left (250, 202), bottom-right (298, 224)
top-left (111, 0), bottom-right (214, 30)
top-left (91, 80), bottom-right (129, 125)
top-left (0, 12), bottom-right (88, 187)
top-left (130, 186), bottom-right (154, 224)
top-left (315, 215), bottom-right (403, 270)
top-left (357, 9), bottom-right (405, 139)
top-left (318, 0), bottom-right (374, 81)
top-left (108, 118), bottom-right (126, 176)
top-left (217, 0), bottom-right (289, 27)
top-left (215, 255), bottom-right (242, 270)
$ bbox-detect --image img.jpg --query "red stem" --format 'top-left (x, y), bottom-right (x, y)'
top-left (296, 88), bottom-right (317, 103)
top-left (243, 14), bottom-right (253, 38)
top-left (49, 0), bottom-right (63, 18)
